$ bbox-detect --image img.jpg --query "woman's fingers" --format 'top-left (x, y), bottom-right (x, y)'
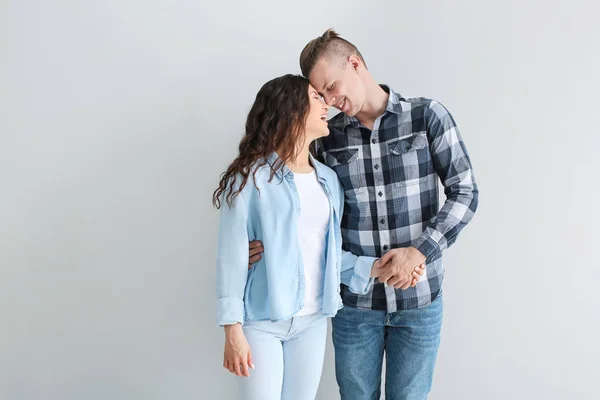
top-left (234, 360), bottom-right (243, 377)
top-left (248, 351), bottom-right (255, 370)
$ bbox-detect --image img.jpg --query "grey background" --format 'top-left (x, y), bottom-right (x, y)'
top-left (1, 0), bottom-right (598, 399)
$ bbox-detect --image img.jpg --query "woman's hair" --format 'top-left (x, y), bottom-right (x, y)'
top-left (212, 74), bottom-right (311, 209)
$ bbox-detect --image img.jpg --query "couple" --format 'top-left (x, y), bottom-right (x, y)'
top-left (214, 29), bottom-right (479, 400)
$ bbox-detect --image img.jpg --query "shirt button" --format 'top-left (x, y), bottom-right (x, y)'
top-left (383, 245), bottom-right (388, 251)
top-left (374, 164), bottom-right (379, 170)
top-left (372, 139), bottom-right (376, 144)
top-left (380, 218), bottom-right (385, 224)
top-left (378, 191), bottom-right (383, 197)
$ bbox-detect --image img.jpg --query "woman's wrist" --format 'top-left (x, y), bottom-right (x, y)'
top-left (224, 322), bottom-right (242, 335)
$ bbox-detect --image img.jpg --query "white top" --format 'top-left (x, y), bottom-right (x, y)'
top-left (293, 170), bottom-right (330, 316)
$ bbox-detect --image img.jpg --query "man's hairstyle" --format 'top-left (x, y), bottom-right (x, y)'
top-left (299, 29), bottom-right (367, 78)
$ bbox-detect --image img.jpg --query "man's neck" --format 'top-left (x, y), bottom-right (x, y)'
top-left (355, 81), bottom-right (389, 130)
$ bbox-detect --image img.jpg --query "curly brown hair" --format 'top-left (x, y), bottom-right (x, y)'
top-left (212, 74), bottom-right (311, 209)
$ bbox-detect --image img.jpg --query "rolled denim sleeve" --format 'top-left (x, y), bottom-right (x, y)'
top-left (216, 193), bottom-right (250, 326)
top-left (341, 251), bottom-right (377, 294)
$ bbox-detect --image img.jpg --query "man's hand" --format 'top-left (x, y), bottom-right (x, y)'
top-left (376, 247), bottom-right (427, 290)
top-left (248, 240), bottom-right (263, 270)
top-left (371, 257), bottom-right (425, 288)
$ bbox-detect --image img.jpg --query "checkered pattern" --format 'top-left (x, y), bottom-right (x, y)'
top-left (315, 86), bottom-right (478, 311)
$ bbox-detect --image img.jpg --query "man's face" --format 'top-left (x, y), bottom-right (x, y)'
top-left (308, 55), bottom-right (366, 117)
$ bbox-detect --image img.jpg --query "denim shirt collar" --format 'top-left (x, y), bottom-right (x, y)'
top-left (266, 151), bottom-right (327, 183)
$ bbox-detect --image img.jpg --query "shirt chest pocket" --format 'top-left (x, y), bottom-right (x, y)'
top-left (325, 147), bottom-right (365, 193)
top-left (387, 134), bottom-right (430, 187)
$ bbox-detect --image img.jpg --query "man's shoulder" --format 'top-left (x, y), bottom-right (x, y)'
top-left (317, 113), bottom-right (349, 152)
top-left (327, 112), bottom-right (347, 130)
top-left (402, 96), bottom-right (436, 111)
top-left (402, 96), bottom-right (452, 118)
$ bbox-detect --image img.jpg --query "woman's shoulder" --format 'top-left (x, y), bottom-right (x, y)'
top-left (234, 160), bottom-right (278, 196)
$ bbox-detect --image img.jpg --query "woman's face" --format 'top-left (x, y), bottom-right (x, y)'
top-left (303, 84), bottom-right (330, 143)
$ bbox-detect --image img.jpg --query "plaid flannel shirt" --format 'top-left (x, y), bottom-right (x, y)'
top-left (315, 86), bottom-right (478, 311)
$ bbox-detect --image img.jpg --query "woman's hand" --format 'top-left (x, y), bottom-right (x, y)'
top-left (223, 323), bottom-right (254, 377)
top-left (409, 264), bottom-right (426, 287)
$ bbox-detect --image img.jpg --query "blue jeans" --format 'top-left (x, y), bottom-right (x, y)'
top-left (332, 296), bottom-right (443, 400)
top-left (238, 313), bottom-right (327, 400)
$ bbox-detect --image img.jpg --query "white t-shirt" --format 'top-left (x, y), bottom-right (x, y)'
top-left (293, 170), bottom-right (330, 316)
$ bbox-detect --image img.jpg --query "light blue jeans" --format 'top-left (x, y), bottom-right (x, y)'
top-left (238, 313), bottom-right (328, 400)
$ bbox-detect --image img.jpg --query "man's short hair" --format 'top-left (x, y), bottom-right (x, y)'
top-left (299, 29), bottom-right (367, 78)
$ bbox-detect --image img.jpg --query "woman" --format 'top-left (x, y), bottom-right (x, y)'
top-left (213, 74), bottom-right (423, 400)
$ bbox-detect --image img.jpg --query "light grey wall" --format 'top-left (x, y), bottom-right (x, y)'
top-left (1, 1), bottom-right (598, 399)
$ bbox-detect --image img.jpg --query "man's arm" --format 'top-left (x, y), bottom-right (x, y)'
top-left (411, 100), bottom-right (479, 262)
top-left (378, 100), bottom-right (478, 289)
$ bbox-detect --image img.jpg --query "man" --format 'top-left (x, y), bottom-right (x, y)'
top-left (249, 29), bottom-right (478, 399)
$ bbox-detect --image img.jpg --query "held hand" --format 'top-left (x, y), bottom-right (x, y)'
top-left (372, 259), bottom-right (425, 288)
top-left (376, 247), bottom-right (426, 290)
top-left (408, 264), bottom-right (426, 288)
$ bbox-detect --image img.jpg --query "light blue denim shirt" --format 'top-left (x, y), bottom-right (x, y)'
top-left (216, 152), bottom-right (377, 326)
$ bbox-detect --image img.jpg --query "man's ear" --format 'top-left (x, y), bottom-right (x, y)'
top-left (348, 55), bottom-right (362, 72)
